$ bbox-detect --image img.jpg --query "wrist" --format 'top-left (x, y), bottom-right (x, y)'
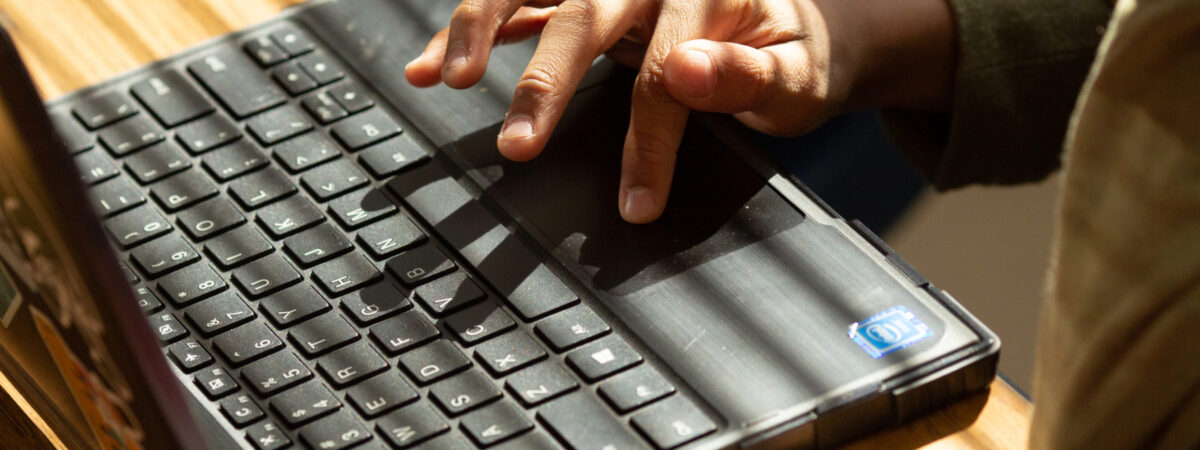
top-left (820, 0), bottom-right (958, 112)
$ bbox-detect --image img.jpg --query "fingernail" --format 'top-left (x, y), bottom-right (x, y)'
top-left (623, 186), bottom-right (657, 222)
top-left (680, 49), bottom-right (716, 98)
top-left (500, 115), bottom-right (534, 140)
top-left (445, 46), bottom-right (468, 75)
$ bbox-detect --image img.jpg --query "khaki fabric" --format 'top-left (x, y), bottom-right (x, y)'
top-left (1032, 0), bottom-right (1200, 447)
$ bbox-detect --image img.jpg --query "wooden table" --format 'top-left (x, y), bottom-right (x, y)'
top-left (0, 0), bottom-right (1033, 448)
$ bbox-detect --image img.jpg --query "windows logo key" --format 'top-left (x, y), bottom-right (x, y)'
top-left (848, 306), bottom-right (933, 359)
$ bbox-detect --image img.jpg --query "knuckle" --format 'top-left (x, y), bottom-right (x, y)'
top-left (555, 0), bottom-right (600, 27)
top-left (633, 67), bottom-right (675, 104)
top-left (451, 0), bottom-right (486, 23)
top-left (628, 130), bottom-right (677, 167)
top-left (517, 65), bottom-right (560, 98)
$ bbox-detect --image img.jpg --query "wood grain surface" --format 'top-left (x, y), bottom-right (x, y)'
top-left (0, 0), bottom-right (1033, 448)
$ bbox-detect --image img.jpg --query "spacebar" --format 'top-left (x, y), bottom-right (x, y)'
top-left (538, 393), bottom-right (645, 450)
top-left (386, 162), bottom-right (510, 264)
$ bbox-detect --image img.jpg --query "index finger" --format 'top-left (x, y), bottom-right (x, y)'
top-left (618, 2), bottom-right (708, 223)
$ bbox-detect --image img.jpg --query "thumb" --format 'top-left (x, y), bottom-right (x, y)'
top-left (663, 39), bottom-right (824, 133)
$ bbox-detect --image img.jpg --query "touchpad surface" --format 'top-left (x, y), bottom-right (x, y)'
top-left (449, 78), bottom-right (959, 424)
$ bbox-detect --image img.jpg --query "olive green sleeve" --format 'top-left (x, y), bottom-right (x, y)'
top-left (883, 0), bottom-right (1114, 189)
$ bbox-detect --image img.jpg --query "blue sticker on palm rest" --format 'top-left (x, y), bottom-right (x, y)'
top-left (848, 306), bottom-right (932, 359)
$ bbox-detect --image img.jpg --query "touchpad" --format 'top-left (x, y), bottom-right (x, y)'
top-left (448, 75), bottom-right (951, 424)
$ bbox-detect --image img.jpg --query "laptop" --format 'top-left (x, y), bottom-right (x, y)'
top-left (0, 0), bottom-right (999, 448)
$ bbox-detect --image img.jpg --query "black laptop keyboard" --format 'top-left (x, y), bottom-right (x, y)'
top-left (50, 22), bottom-right (717, 450)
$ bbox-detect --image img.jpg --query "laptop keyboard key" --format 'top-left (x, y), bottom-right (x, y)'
top-left (328, 82), bottom-right (373, 113)
top-left (244, 35), bottom-right (289, 67)
top-left (331, 108), bottom-right (401, 150)
top-left (246, 105), bottom-right (313, 145)
top-left (176, 114), bottom-right (241, 154)
top-left (125, 141), bottom-right (192, 184)
top-left (412, 272), bottom-right (484, 317)
top-left (506, 266), bottom-right (580, 320)
top-left (329, 188), bottom-right (396, 229)
top-left (376, 403), bottom-right (449, 447)
top-left (232, 254), bottom-right (302, 298)
top-left (195, 366), bottom-right (239, 399)
top-left (387, 242), bottom-right (455, 289)
top-left (299, 411), bottom-right (372, 450)
top-left (271, 26), bottom-right (315, 56)
top-left (312, 253), bottom-right (382, 296)
top-left (134, 286), bottom-right (163, 313)
top-left (369, 310), bottom-right (439, 355)
top-left (444, 304), bottom-right (515, 346)
top-left (283, 223), bottom-right (353, 267)
top-left (566, 336), bottom-right (643, 382)
top-left (229, 168), bottom-right (297, 209)
top-left (246, 421), bottom-right (291, 450)
top-left (270, 380), bottom-right (341, 427)
top-left (151, 169), bottom-right (219, 212)
top-left (201, 140), bottom-right (268, 181)
top-left (630, 396), bottom-right (716, 449)
top-left (242, 351), bottom-right (313, 396)
top-left (98, 114), bottom-right (164, 156)
top-left (259, 285), bottom-right (330, 328)
top-left (50, 112), bottom-right (94, 153)
top-left (356, 215), bottom-right (425, 260)
top-left (131, 234), bottom-right (199, 277)
top-left (183, 291), bottom-right (255, 336)
top-left (398, 340), bottom-right (470, 385)
top-left (167, 339), bottom-right (213, 372)
top-left (460, 400), bottom-right (534, 446)
top-left (429, 369), bottom-right (501, 416)
top-left (505, 361), bottom-right (578, 406)
top-left (301, 159), bottom-right (369, 201)
top-left (297, 52), bottom-right (344, 85)
top-left (535, 305), bottom-right (611, 351)
top-left (220, 393), bottom-right (266, 427)
top-left (189, 49), bottom-right (287, 118)
top-left (73, 91), bottom-right (138, 129)
top-left (272, 132), bottom-right (341, 173)
top-left (147, 312), bottom-right (188, 344)
top-left (301, 90), bottom-right (348, 124)
top-left (289, 313), bottom-right (359, 357)
top-left (316, 342), bottom-right (388, 388)
top-left (491, 431), bottom-right (559, 450)
top-left (599, 365), bottom-right (676, 413)
top-left (76, 150), bottom-right (120, 185)
top-left (255, 196), bottom-right (324, 238)
top-left (340, 281), bottom-right (409, 325)
top-left (131, 71), bottom-right (214, 127)
top-left (347, 372), bottom-right (418, 418)
top-left (204, 226), bottom-right (273, 269)
top-left (537, 393), bottom-right (645, 450)
top-left (214, 322), bottom-right (283, 366)
top-left (358, 135), bottom-right (428, 178)
top-left (474, 332), bottom-right (546, 375)
top-left (177, 198), bottom-right (246, 240)
top-left (157, 263), bottom-right (226, 306)
top-left (106, 204), bottom-right (172, 248)
top-left (271, 62), bottom-right (318, 95)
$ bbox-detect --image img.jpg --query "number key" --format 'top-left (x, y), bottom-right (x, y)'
top-left (131, 234), bottom-right (200, 277)
top-left (157, 264), bottom-right (227, 306)
top-left (105, 204), bottom-right (173, 248)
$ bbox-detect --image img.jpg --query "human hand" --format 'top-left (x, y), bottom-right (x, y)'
top-left (406, 0), bottom-right (955, 223)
